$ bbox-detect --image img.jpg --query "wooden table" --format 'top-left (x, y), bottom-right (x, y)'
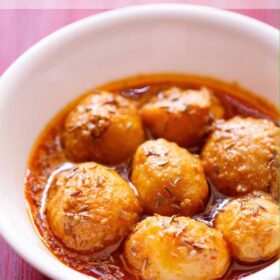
top-left (0, 8), bottom-right (278, 280)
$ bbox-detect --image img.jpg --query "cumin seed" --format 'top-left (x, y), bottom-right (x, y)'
top-left (156, 193), bottom-right (164, 209)
top-left (193, 243), bottom-right (206, 250)
top-left (171, 204), bottom-right (180, 209)
top-left (180, 237), bottom-right (192, 247)
top-left (258, 204), bottom-right (268, 211)
top-left (169, 176), bottom-right (183, 186)
top-left (252, 205), bottom-right (260, 216)
top-left (68, 169), bottom-right (79, 179)
top-left (156, 159), bottom-right (169, 166)
top-left (142, 258), bottom-right (148, 271)
top-left (268, 159), bottom-right (277, 169)
top-left (144, 149), bottom-right (160, 157)
top-left (164, 187), bottom-right (173, 197)
top-left (176, 226), bottom-right (187, 237)
top-left (225, 143), bottom-right (235, 150)
top-left (169, 177), bottom-right (176, 187)
top-left (70, 190), bottom-right (81, 196)
top-left (130, 247), bottom-right (137, 257)
top-left (79, 212), bottom-right (91, 218)
top-left (169, 215), bottom-right (176, 225)
top-left (94, 177), bottom-right (100, 188)
top-left (79, 206), bottom-right (89, 212)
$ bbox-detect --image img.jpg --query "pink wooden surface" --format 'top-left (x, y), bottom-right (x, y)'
top-left (0, 8), bottom-right (279, 280)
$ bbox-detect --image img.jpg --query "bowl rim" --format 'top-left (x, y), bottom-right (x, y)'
top-left (0, 4), bottom-right (279, 280)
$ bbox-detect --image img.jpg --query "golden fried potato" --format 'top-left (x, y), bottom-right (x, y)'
top-left (63, 91), bottom-right (145, 164)
top-left (125, 215), bottom-right (230, 280)
top-left (46, 162), bottom-right (142, 253)
top-left (141, 87), bottom-right (224, 147)
top-left (201, 117), bottom-right (280, 197)
top-left (215, 191), bottom-right (279, 263)
top-left (131, 139), bottom-right (208, 216)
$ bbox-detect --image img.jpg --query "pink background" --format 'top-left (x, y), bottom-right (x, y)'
top-left (0, 8), bottom-right (279, 280)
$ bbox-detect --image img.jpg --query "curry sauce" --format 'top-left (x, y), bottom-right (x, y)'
top-left (25, 74), bottom-right (279, 280)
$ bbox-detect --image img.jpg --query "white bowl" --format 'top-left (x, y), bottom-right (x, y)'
top-left (0, 4), bottom-right (279, 280)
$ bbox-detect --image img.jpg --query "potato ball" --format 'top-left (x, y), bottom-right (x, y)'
top-left (201, 117), bottom-right (280, 196)
top-left (63, 91), bottom-right (145, 164)
top-left (214, 191), bottom-right (279, 263)
top-left (125, 215), bottom-right (230, 280)
top-left (46, 162), bottom-right (142, 253)
top-left (141, 87), bottom-right (224, 147)
top-left (131, 139), bottom-right (208, 216)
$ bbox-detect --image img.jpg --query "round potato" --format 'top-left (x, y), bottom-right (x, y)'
top-left (201, 117), bottom-right (280, 196)
top-left (63, 91), bottom-right (145, 164)
top-left (215, 191), bottom-right (279, 263)
top-left (141, 87), bottom-right (224, 147)
top-left (46, 162), bottom-right (142, 253)
top-left (125, 215), bottom-right (230, 280)
top-left (131, 139), bottom-right (209, 216)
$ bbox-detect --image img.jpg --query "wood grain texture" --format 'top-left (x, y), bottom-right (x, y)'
top-left (0, 237), bottom-right (49, 280)
top-left (0, 8), bottom-right (279, 280)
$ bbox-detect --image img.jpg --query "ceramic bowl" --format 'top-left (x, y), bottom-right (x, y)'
top-left (0, 4), bottom-right (278, 280)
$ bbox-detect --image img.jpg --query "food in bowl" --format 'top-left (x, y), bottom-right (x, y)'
top-left (141, 87), bottom-right (224, 147)
top-left (214, 191), bottom-right (279, 264)
top-left (63, 91), bottom-right (146, 164)
top-left (131, 138), bottom-right (208, 216)
top-left (46, 162), bottom-right (142, 253)
top-left (25, 74), bottom-right (279, 280)
top-left (201, 117), bottom-right (279, 197)
top-left (124, 215), bottom-right (230, 280)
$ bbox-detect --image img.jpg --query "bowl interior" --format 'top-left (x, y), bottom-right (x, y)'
top-left (0, 5), bottom-right (279, 280)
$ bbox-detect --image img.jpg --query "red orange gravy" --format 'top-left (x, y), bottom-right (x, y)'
top-left (25, 74), bottom-right (279, 280)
